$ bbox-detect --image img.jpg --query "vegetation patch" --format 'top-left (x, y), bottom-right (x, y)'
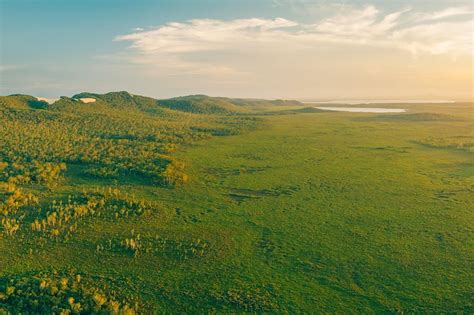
top-left (415, 136), bottom-right (474, 153)
top-left (83, 165), bottom-right (120, 179)
top-left (228, 186), bottom-right (299, 203)
top-left (207, 166), bottom-right (271, 178)
top-left (96, 231), bottom-right (211, 261)
top-left (211, 285), bottom-right (280, 312)
top-left (351, 145), bottom-right (411, 153)
top-left (29, 189), bottom-right (154, 239)
top-left (362, 112), bottom-right (460, 122)
top-left (0, 270), bottom-right (139, 314)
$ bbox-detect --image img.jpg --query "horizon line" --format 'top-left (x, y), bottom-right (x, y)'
top-left (2, 92), bottom-right (472, 104)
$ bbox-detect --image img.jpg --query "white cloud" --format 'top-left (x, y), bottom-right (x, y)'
top-left (416, 6), bottom-right (474, 22)
top-left (113, 4), bottom-right (473, 95)
top-left (392, 20), bottom-right (473, 55)
top-left (116, 18), bottom-right (298, 54)
top-left (304, 5), bottom-right (473, 55)
top-left (312, 5), bottom-right (381, 36)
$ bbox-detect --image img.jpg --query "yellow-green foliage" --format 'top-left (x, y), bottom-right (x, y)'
top-left (0, 184), bottom-right (38, 211)
top-left (0, 183), bottom-right (38, 236)
top-left (30, 189), bottom-right (153, 239)
top-left (121, 232), bottom-right (142, 257)
top-left (0, 271), bottom-right (139, 314)
top-left (1, 105), bottom-right (231, 185)
top-left (83, 165), bottom-right (119, 179)
top-left (419, 136), bottom-right (474, 153)
top-left (0, 159), bottom-right (66, 189)
top-left (211, 286), bottom-right (278, 312)
top-left (162, 159), bottom-right (189, 186)
top-left (1, 217), bottom-right (20, 236)
top-left (98, 232), bottom-right (210, 261)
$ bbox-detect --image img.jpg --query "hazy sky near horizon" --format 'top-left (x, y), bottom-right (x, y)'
top-left (1, 0), bottom-right (473, 100)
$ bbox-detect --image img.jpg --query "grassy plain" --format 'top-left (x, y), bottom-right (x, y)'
top-left (0, 97), bottom-right (473, 313)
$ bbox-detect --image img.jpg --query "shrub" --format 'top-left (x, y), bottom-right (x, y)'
top-left (0, 270), bottom-right (139, 314)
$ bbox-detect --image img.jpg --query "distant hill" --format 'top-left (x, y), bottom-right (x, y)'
top-left (1, 91), bottom-right (303, 115)
top-left (70, 91), bottom-right (176, 116)
top-left (157, 95), bottom-right (302, 114)
top-left (157, 95), bottom-right (243, 114)
top-left (0, 94), bottom-right (49, 110)
top-left (224, 97), bottom-right (302, 108)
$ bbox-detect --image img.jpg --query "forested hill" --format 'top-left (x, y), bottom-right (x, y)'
top-left (0, 90), bottom-right (264, 208)
top-left (0, 94), bottom-right (50, 110)
top-left (157, 95), bottom-right (302, 113)
top-left (0, 92), bottom-right (303, 115)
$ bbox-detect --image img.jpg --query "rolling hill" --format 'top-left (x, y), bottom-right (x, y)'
top-left (2, 91), bottom-right (303, 115)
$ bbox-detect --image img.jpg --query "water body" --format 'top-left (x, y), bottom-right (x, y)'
top-left (315, 107), bottom-right (406, 113)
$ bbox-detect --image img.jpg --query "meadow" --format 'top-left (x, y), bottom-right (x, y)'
top-left (0, 93), bottom-right (472, 313)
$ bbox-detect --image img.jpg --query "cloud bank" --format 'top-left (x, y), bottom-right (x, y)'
top-left (112, 5), bottom-right (473, 99)
top-left (116, 6), bottom-right (472, 64)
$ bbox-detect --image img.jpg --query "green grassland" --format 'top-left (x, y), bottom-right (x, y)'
top-left (0, 93), bottom-right (473, 313)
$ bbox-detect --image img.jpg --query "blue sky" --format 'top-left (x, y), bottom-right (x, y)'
top-left (1, 0), bottom-right (473, 100)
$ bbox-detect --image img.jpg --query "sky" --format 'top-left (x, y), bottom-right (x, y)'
top-left (0, 0), bottom-right (473, 100)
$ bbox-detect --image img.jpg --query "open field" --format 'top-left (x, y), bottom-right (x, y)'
top-left (0, 95), bottom-right (473, 313)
